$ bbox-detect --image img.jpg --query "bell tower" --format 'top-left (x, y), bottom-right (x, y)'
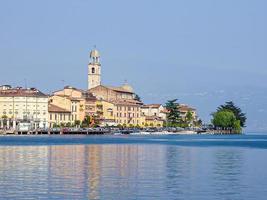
top-left (88, 48), bottom-right (101, 90)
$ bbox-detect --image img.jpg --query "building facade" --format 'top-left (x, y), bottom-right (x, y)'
top-left (49, 86), bottom-right (97, 127)
top-left (87, 48), bottom-right (144, 127)
top-left (48, 104), bottom-right (72, 127)
top-left (0, 86), bottom-right (49, 129)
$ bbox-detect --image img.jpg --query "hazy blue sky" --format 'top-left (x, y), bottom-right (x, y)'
top-left (1, 0), bottom-right (267, 132)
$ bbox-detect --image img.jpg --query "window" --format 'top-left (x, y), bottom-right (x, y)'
top-left (92, 67), bottom-right (95, 74)
top-left (50, 114), bottom-right (52, 120)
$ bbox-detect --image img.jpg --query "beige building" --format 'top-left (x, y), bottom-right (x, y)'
top-left (178, 104), bottom-right (197, 121)
top-left (95, 99), bottom-right (143, 127)
top-left (141, 104), bottom-right (166, 120)
top-left (0, 86), bottom-right (49, 129)
top-left (49, 86), bottom-right (97, 127)
top-left (143, 116), bottom-right (164, 127)
top-left (87, 48), bottom-right (144, 127)
top-left (48, 104), bottom-right (72, 127)
top-left (89, 84), bottom-right (135, 102)
top-left (89, 85), bottom-right (143, 127)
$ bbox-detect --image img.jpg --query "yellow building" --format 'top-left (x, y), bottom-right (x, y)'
top-left (95, 100), bottom-right (116, 126)
top-left (178, 104), bottom-right (197, 121)
top-left (87, 48), bottom-right (144, 127)
top-left (48, 104), bottom-right (72, 127)
top-left (0, 86), bottom-right (49, 129)
top-left (143, 116), bottom-right (164, 127)
top-left (95, 99), bottom-right (144, 127)
top-left (49, 86), bottom-right (97, 127)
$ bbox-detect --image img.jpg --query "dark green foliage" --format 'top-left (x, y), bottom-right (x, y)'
top-left (74, 120), bottom-right (81, 126)
top-left (82, 115), bottom-right (91, 127)
top-left (165, 99), bottom-right (180, 127)
top-left (134, 94), bottom-right (141, 102)
top-left (217, 101), bottom-right (246, 127)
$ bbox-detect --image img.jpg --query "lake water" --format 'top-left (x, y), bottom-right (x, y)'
top-left (0, 134), bottom-right (267, 200)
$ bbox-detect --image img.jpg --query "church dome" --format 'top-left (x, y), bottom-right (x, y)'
top-left (90, 49), bottom-right (100, 58)
top-left (122, 83), bottom-right (134, 93)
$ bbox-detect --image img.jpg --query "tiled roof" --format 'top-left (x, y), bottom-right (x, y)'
top-left (145, 116), bottom-right (164, 121)
top-left (142, 104), bottom-right (162, 108)
top-left (48, 104), bottom-right (71, 113)
top-left (179, 105), bottom-right (196, 111)
top-left (0, 88), bottom-right (48, 97)
top-left (110, 99), bottom-right (142, 106)
top-left (106, 86), bottom-right (134, 94)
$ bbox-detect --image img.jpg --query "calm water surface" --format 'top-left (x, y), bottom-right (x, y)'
top-left (0, 134), bottom-right (267, 200)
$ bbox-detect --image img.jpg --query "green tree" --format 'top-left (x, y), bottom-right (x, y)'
top-left (212, 110), bottom-right (237, 129)
top-left (134, 94), bottom-right (141, 102)
top-left (217, 101), bottom-right (246, 127)
top-left (165, 99), bottom-right (180, 127)
top-left (185, 111), bottom-right (194, 126)
top-left (82, 115), bottom-right (91, 127)
top-left (74, 120), bottom-right (81, 127)
top-left (66, 122), bottom-right (72, 127)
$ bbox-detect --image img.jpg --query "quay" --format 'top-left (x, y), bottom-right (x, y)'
top-left (0, 128), bottom-right (113, 135)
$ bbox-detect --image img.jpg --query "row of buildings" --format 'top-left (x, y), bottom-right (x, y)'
top-left (0, 49), bottom-right (198, 130)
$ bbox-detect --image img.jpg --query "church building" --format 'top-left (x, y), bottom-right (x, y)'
top-left (87, 48), bottom-right (145, 127)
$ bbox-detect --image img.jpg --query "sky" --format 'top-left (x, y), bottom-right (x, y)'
top-left (0, 0), bottom-right (267, 132)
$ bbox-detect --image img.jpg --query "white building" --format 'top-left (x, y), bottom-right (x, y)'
top-left (0, 86), bottom-right (49, 130)
top-left (141, 104), bottom-right (166, 120)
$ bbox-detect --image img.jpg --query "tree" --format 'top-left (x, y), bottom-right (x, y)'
top-left (185, 111), bottom-right (194, 126)
top-left (134, 94), bottom-right (141, 102)
top-left (217, 101), bottom-right (246, 127)
top-left (212, 110), bottom-right (237, 129)
top-left (165, 99), bottom-right (180, 127)
top-left (74, 120), bottom-right (81, 127)
top-left (82, 115), bottom-right (91, 127)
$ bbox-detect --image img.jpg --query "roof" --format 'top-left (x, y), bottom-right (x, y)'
top-left (89, 85), bottom-right (135, 94)
top-left (52, 86), bottom-right (85, 95)
top-left (109, 99), bottom-right (143, 106)
top-left (106, 86), bottom-right (134, 94)
top-left (48, 104), bottom-right (71, 113)
top-left (142, 104), bottom-right (162, 109)
top-left (179, 104), bottom-right (196, 112)
top-left (145, 116), bottom-right (164, 121)
top-left (0, 88), bottom-right (48, 97)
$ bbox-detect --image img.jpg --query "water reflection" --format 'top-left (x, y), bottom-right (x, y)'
top-left (212, 149), bottom-right (245, 200)
top-left (0, 144), bottom-right (266, 200)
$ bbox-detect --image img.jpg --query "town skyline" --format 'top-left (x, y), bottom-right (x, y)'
top-left (1, 0), bottom-right (267, 132)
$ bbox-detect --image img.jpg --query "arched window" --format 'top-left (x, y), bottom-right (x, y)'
top-left (92, 67), bottom-right (95, 74)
